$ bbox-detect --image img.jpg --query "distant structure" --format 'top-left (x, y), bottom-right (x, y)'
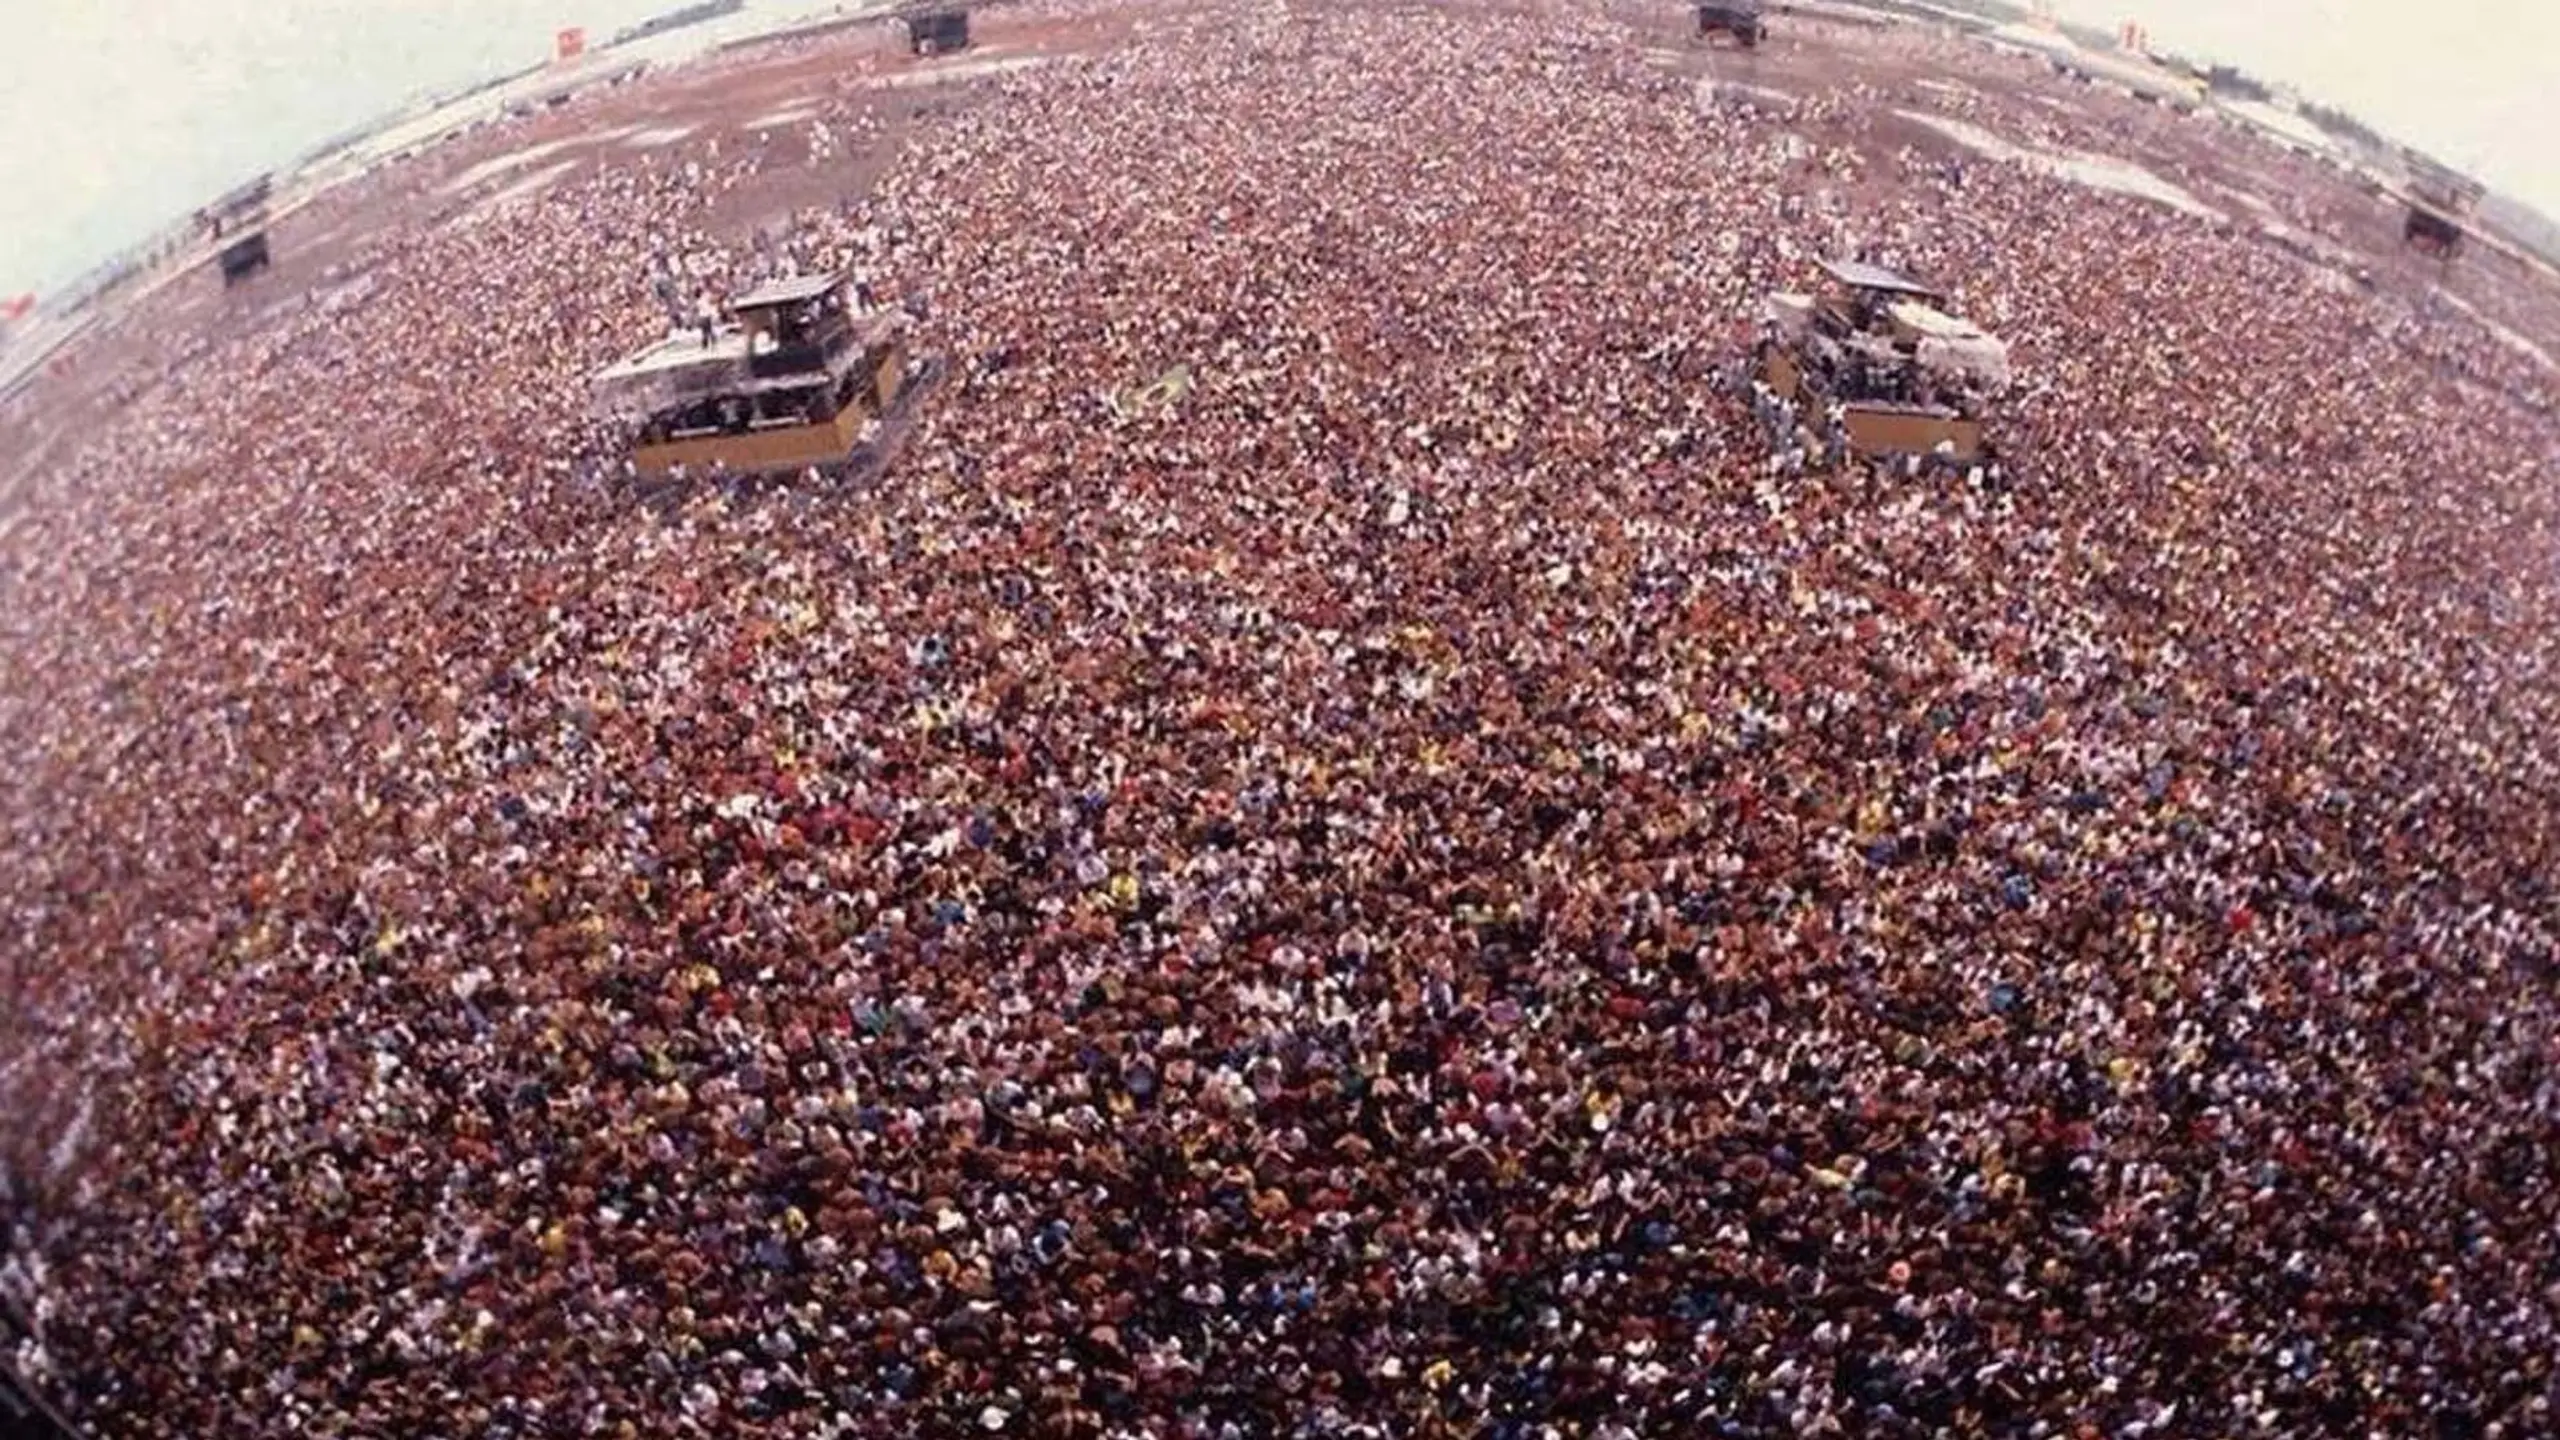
top-left (194, 175), bottom-right (269, 242)
top-left (2216, 99), bottom-right (2334, 162)
top-left (2399, 151), bottom-right (2483, 260)
top-left (2403, 203), bottom-right (2463, 257)
top-left (2403, 151), bottom-right (2487, 211)
top-left (904, 6), bottom-right (971, 55)
top-left (197, 175), bottom-right (275, 289)
top-left (590, 270), bottom-right (918, 481)
top-left (1767, 0), bottom-right (1891, 29)
top-left (607, 0), bottom-right (744, 48)
top-left (216, 234), bottom-right (273, 286)
top-left (504, 54), bottom-right (650, 118)
top-left (1696, 0), bottom-right (1764, 47)
top-left (1984, 20), bottom-right (2204, 108)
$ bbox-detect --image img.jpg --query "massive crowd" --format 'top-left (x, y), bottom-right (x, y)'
top-left (2, 1), bottom-right (2557, 1436)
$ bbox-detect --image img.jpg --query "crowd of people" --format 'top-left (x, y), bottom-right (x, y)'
top-left (1, 1), bottom-right (2556, 1437)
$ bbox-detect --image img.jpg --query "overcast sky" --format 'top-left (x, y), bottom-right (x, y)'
top-left (2, 0), bottom-right (2556, 298)
top-left (2045, 0), bottom-right (2557, 196)
top-left (0, 0), bottom-right (668, 298)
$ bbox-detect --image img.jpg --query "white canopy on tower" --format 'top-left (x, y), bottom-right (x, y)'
top-left (1887, 300), bottom-right (2011, 392)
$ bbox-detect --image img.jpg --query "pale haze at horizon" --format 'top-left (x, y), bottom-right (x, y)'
top-left (1, 0), bottom-right (2555, 298)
